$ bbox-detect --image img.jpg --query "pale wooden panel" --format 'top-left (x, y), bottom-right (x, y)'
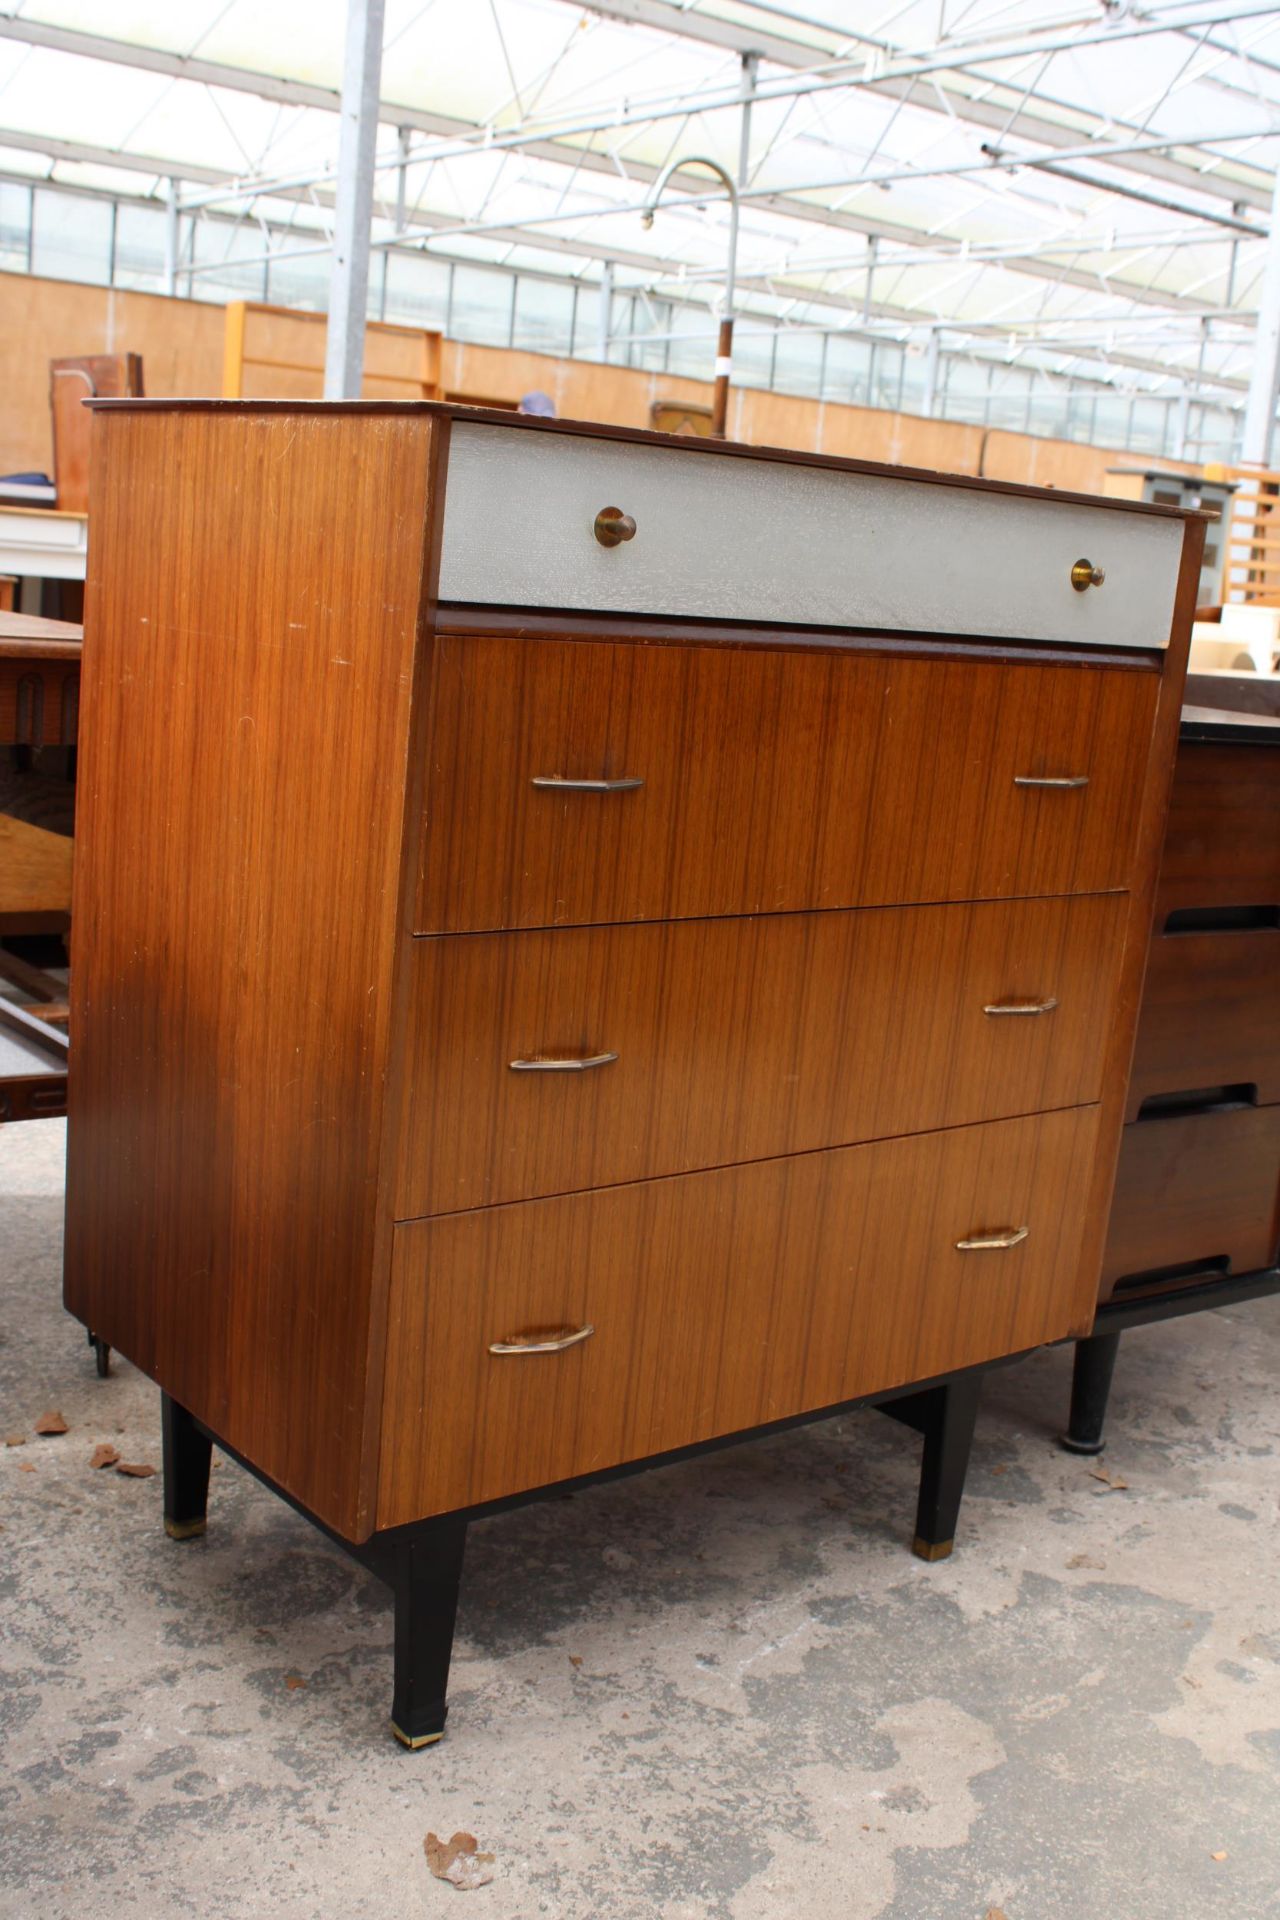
top-left (0, 813), bottom-right (72, 912)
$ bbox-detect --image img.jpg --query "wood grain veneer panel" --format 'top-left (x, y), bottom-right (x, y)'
top-left (64, 407), bottom-right (437, 1540)
top-left (1155, 741), bottom-right (1280, 922)
top-left (1104, 1107), bottom-right (1280, 1286)
top-left (1126, 928), bottom-right (1280, 1117)
top-left (397, 893), bottom-right (1126, 1217)
top-left (416, 635), bottom-right (1159, 933)
top-left (379, 1105), bottom-right (1102, 1522)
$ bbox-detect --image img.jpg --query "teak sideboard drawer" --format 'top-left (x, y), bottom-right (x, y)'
top-left (1126, 927), bottom-right (1280, 1118)
top-left (378, 1105), bottom-right (1101, 1523)
top-left (1103, 1105), bottom-right (1280, 1288)
top-left (396, 893), bottom-right (1126, 1217)
top-left (438, 423), bottom-right (1183, 649)
top-left (417, 635), bottom-right (1157, 934)
top-left (1156, 742), bottom-right (1280, 922)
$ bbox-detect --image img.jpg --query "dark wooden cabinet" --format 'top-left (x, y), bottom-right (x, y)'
top-left (64, 401), bottom-right (1200, 1743)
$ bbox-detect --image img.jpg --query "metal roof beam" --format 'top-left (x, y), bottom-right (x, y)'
top-left (570, 0), bottom-right (1276, 213)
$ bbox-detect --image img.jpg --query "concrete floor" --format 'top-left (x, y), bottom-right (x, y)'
top-left (2, 1118), bottom-right (1278, 1920)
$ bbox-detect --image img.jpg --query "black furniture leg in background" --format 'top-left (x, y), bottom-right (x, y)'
top-left (161, 1392), bottom-right (213, 1541)
top-left (1060, 1330), bottom-right (1122, 1456)
top-left (376, 1519), bottom-right (468, 1751)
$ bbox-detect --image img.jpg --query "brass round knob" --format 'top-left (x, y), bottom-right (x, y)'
top-left (1070, 558), bottom-right (1105, 592)
top-left (594, 507), bottom-right (636, 548)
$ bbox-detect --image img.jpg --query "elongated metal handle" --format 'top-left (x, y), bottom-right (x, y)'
top-left (531, 775), bottom-right (644, 793)
top-left (489, 1324), bottom-right (595, 1356)
top-left (956, 1226), bottom-right (1030, 1252)
top-left (509, 1051), bottom-right (618, 1072)
top-left (983, 998), bottom-right (1058, 1018)
top-left (1013, 774), bottom-right (1089, 789)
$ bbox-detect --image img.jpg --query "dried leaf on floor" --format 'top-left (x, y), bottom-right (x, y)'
top-left (284, 1675), bottom-right (307, 1691)
top-left (424, 1831), bottom-right (495, 1891)
top-left (1088, 1468), bottom-right (1128, 1492)
top-left (5, 1432), bottom-right (26, 1447)
top-left (985, 1908), bottom-right (1009, 1919)
top-left (17, 1461), bottom-right (35, 1473)
top-left (991, 1464), bottom-right (1008, 1476)
top-left (1067, 1553), bottom-right (1105, 1570)
top-left (1211, 1851), bottom-right (1228, 1862)
top-left (34, 1411), bottom-right (69, 1436)
top-left (568, 1655), bottom-right (583, 1668)
top-left (115, 1461), bottom-right (156, 1478)
top-left (89, 1443), bottom-right (120, 1470)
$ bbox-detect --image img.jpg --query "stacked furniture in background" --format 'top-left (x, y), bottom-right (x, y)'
top-left (1065, 689), bottom-right (1280, 1451)
top-left (65, 401), bottom-right (1200, 1745)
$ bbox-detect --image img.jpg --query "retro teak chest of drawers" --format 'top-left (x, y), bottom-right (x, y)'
top-left (64, 402), bottom-right (1201, 1746)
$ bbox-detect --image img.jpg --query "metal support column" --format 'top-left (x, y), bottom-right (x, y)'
top-left (163, 178), bottom-right (179, 297)
top-left (324, 0), bottom-right (386, 400)
top-left (922, 329), bottom-right (941, 418)
top-left (1241, 168), bottom-right (1280, 466)
top-left (597, 260), bottom-right (614, 360)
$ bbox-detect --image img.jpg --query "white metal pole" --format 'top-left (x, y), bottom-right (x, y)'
top-left (163, 177), bottom-right (179, 296)
top-left (324, 0), bottom-right (386, 400)
top-left (1240, 167), bottom-right (1280, 467)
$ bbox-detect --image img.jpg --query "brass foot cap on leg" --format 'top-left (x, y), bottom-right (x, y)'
top-left (164, 1517), bottom-right (208, 1541)
top-left (390, 1721), bottom-right (445, 1751)
top-left (913, 1535), bottom-right (954, 1563)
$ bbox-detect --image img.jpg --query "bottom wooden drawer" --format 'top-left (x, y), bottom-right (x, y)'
top-left (378, 1105), bottom-right (1101, 1524)
top-left (1103, 1104), bottom-right (1280, 1289)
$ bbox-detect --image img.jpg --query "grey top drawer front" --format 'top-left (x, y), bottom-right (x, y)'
top-left (438, 422), bottom-right (1182, 649)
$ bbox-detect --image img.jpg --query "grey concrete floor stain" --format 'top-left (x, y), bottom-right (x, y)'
top-left (2, 1119), bottom-right (1279, 1919)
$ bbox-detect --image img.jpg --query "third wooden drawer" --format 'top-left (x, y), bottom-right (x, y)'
top-left (396, 892), bottom-right (1125, 1217)
top-left (379, 1104), bottom-right (1102, 1523)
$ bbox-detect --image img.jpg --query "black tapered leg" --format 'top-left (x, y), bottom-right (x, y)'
top-left (908, 1373), bottom-right (983, 1562)
top-left (1060, 1330), bottom-right (1122, 1455)
top-left (161, 1393), bottom-right (213, 1541)
top-left (377, 1520), bottom-right (468, 1751)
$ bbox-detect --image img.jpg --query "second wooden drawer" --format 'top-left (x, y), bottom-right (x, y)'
top-left (396, 892), bottom-right (1125, 1217)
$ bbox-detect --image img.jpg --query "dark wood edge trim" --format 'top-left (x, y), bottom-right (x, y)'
top-left (0, 995), bottom-right (70, 1059)
top-left (1083, 1265), bottom-right (1280, 1335)
top-left (185, 1348), bottom-right (1027, 1547)
top-left (433, 603), bottom-right (1162, 671)
top-left (0, 639), bottom-right (83, 661)
top-left (1087, 514), bottom-right (1204, 1317)
top-left (86, 400), bottom-right (1204, 522)
top-left (355, 414), bottom-right (452, 1540)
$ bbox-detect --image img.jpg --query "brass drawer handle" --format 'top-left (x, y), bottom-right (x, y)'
top-left (1070, 557), bottom-right (1105, 591)
top-left (594, 506), bottom-right (636, 547)
top-left (531, 775), bottom-right (645, 793)
top-left (982, 998), bottom-right (1058, 1018)
top-left (489, 1324), bottom-right (595, 1356)
top-left (1013, 774), bottom-right (1089, 790)
top-left (509, 1052), bottom-right (618, 1072)
top-left (956, 1226), bottom-right (1029, 1252)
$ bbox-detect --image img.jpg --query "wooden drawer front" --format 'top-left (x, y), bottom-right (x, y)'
top-left (379, 1105), bottom-right (1101, 1523)
top-left (1156, 742), bottom-right (1280, 921)
top-left (397, 894), bottom-right (1125, 1218)
top-left (439, 424), bottom-right (1182, 649)
top-left (1127, 929), bottom-right (1280, 1119)
top-left (1104, 1106), bottom-right (1280, 1287)
top-left (416, 636), bottom-right (1157, 934)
